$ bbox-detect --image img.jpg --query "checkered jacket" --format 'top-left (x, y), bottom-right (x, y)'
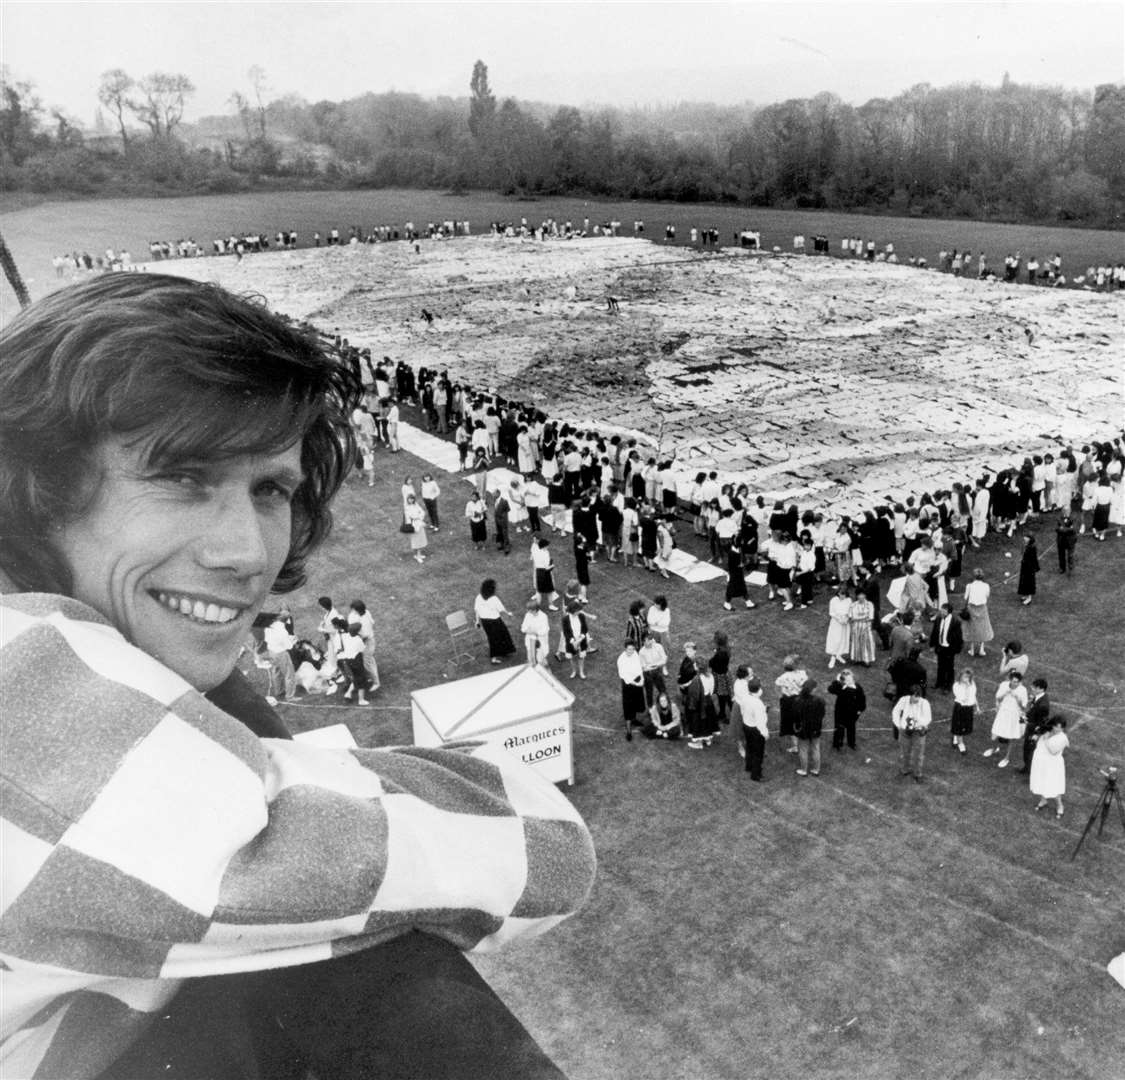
top-left (0, 593), bottom-right (596, 1079)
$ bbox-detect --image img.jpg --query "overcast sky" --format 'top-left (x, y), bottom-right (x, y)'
top-left (3, 1), bottom-right (1122, 125)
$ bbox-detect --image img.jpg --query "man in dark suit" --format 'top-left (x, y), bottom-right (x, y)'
top-left (1017, 677), bottom-right (1051, 774)
top-left (929, 602), bottom-right (964, 692)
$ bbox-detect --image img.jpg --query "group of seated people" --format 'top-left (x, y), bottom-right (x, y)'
top-left (250, 596), bottom-right (383, 706)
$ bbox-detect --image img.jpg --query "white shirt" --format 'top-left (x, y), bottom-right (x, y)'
top-left (339, 633), bottom-right (365, 661)
top-left (739, 692), bottom-right (769, 738)
top-left (421, 479), bottom-right (440, 500)
top-left (953, 681), bottom-right (978, 708)
top-left (474, 594), bottom-right (507, 620)
top-left (773, 542), bottom-right (797, 570)
top-left (521, 610), bottom-right (550, 638)
top-left (964, 580), bottom-right (991, 605)
top-left (892, 696), bottom-right (932, 732)
top-left (264, 621), bottom-right (295, 654)
top-left (638, 640), bottom-right (668, 672)
top-left (617, 650), bottom-right (644, 684)
top-left (647, 605), bottom-right (671, 635)
top-left (352, 409), bottom-right (376, 440)
top-left (317, 606), bottom-right (341, 636)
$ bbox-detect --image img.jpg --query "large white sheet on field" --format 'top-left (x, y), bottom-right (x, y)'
top-left (397, 421), bottom-right (462, 473)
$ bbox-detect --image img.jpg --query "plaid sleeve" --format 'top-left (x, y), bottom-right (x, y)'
top-left (1, 593), bottom-right (596, 983)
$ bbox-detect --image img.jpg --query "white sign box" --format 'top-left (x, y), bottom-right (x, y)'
top-left (411, 664), bottom-right (576, 785)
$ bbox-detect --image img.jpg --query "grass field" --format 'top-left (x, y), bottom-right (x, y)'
top-left (261, 413), bottom-right (1124, 1080)
top-left (3, 191), bottom-right (1122, 1078)
top-left (2, 188), bottom-right (1123, 315)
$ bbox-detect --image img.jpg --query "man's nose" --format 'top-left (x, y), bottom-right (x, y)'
top-left (196, 493), bottom-right (270, 577)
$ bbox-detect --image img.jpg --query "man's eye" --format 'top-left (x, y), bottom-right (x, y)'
top-left (156, 469), bottom-right (204, 489)
top-left (258, 480), bottom-right (296, 502)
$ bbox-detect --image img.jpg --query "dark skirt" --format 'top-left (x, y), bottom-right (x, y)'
top-left (662, 489), bottom-right (679, 510)
top-left (534, 567), bottom-right (555, 594)
top-left (622, 682), bottom-right (647, 719)
top-left (950, 703), bottom-right (975, 736)
top-left (1093, 503), bottom-right (1111, 530)
top-left (687, 702), bottom-right (720, 739)
top-left (469, 518), bottom-right (487, 543)
top-left (778, 695), bottom-right (797, 738)
top-left (725, 561), bottom-right (748, 600)
top-left (480, 618), bottom-right (515, 659)
top-left (767, 563), bottom-right (792, 588)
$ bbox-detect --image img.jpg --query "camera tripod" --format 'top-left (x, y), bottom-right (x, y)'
top-left (1070, 768), bottom-right (1125, 860)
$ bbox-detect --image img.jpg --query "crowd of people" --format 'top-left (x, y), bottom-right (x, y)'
top-left (48, 208), bottom-right (1125, 296)
top-left (252, 338), bottom-right (1124, 826)
top-left (10, 224), bottom-right (1115, 1079)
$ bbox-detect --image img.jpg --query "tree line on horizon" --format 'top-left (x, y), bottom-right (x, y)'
top-left (1, 61), bottom-right (1122, 228)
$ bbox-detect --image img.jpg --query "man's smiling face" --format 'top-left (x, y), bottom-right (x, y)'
top-left (54, 436), bottom-right (304, 691)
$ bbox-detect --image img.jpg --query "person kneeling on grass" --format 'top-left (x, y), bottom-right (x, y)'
top-left (0, 274), bottom-right (595, 1080)
top-left (643, 691), bottom-right (683, 739)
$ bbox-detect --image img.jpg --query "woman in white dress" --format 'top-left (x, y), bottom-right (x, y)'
top-left (970, 482), bottom-right (990, 548)
top-left (516, 425), bottom-right (535, 476)
top-left (984, 671), bottom-right (1028, 767)
top-left (404, 495), bottom-right (428, 564)
top-left (507, 476), bottom-right (529, 534)
top-left (520, 599), bottom-right (551, 667)
top-left (654, 517), bottom-right (675, 579)
top-left (963, 569), bottom-right (994, 657)
top-left (1107, 452), bottom-right (1125, 536)
top-left (1054, 452), bottom-right (1076, 515)
top-left (621, 498), bottom-right (640, 568)
top-left (825, 585), bottom-right (852, 667)
top-left (1031, 717), bottom-right (1069, 816)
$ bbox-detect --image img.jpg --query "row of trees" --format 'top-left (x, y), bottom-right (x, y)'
top-left (2, 61), bottom-right (1122, 226)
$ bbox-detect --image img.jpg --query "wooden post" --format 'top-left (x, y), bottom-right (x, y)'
top-left (0, 231), bottom-right (31, 309)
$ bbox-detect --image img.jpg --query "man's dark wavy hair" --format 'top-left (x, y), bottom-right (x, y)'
top-left (0, 273), bottom-right (360, 594)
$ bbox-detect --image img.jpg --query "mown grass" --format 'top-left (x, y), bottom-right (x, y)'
top-left (2, 188), bottom-right (1122, 316)
top-left (271, 413), bottom-right (1124, 1080)
top-left (5, 191), bottom-right (1122, 1077)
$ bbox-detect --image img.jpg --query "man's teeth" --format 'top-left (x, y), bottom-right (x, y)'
top-left (157, 592), bottom-right (242, 624)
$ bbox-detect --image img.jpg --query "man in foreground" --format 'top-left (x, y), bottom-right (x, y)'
top-left (892, 683), bottom-right (933, 782)
top-left (0, 275), bottom-right (596, 1079)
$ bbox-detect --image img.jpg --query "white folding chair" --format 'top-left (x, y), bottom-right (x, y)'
top-left (445, 610), bottom-right (475, 666)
